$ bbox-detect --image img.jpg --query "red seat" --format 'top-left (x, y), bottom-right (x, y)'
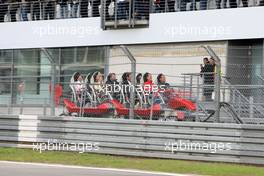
top-left (168, 97), bottom-right (196, 111)
top-left (110, 100), bottom-right (161, 117)
top-left (63, 99), bottom-right (80, 113)
top-left (63, 99), bottom-right (111, 116)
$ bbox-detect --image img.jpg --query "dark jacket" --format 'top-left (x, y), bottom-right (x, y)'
top-left (201, 64), bottom-right (215, 84)
top-left (158, 82), bottom-right (170, 90)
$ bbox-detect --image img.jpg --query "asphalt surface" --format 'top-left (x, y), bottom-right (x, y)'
top-left (0, 161), bottom-right (194, 176)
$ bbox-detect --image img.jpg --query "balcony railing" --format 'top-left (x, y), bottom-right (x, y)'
top-left (0, 0), bottom-right (263, 23)
top-left (101, 0), bottom-right (150, 29)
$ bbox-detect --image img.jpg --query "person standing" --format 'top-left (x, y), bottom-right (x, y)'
top-left (229, 0), bottom-right (237, 8)
top-left (92, 0), bottom-right (100, 17)
top-left (168, 0), bottom-right (175, 12)
top-left (44, 0), bottom-right (55, 20)
top-left (117, 0), bottom-right (129, 20)
top-left (57, 0), bottom-right (68, 18)
top-left (0, 0), bottom-right (8, 22)
top-left (9, 0), bottom-right (21, 22)
top-left (80, 0), bottom-right (89, 17)
top-left (104, 0), bottom-right (112, 20)
top-left (216, 0), bottom-right (227, 9)
top-left (217, 0), bottom-right (236, 9)
top-left (200, 0), bottom-right (207, 10)
top-left (241, 0), bottom-right (248, 7)
top-left (21, 0), bottom-right (31, 21)
top-left (32, 0), bottom-right (41, 20)
top-left (159, 0), bottom-right (166, 12)
top-left (200, 57), bottom-right (215, 101)
top-left (180, 0), bottom-right (187, 11)
top-left (71, 0), bottom-right (80, 18)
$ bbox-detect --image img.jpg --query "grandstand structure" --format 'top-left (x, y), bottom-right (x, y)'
top-left (0, 0), bottom-right (264, 166)
top-left (0, 0), bottom-right (263, 124)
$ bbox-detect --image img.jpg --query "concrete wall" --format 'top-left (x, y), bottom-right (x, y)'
top-left (109, 42), bottom-right (227, 84)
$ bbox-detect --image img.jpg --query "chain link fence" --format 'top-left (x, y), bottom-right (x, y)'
top-left (0, 45), bottom-right (263, 124)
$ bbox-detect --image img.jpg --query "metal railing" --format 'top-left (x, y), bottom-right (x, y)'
top-left (222, 78), bottom-right (264, 120)
top-left (1, 115), bottom-right (264, 165)
top-left (1, 45), bottom-right (264, 124)
top-left (101, 0), bottom-right (150, 29)
top-left (257, 74), bottom-right (264, 83)
top-left (0, 0), bottom-right (264, 23)
top-left (0, 0), bottom-right (101, 22)
top-left (179, 71), bottom-right (264, 124)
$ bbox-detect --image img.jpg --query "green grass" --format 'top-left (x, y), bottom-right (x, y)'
top-left (0, 147), bottom-right (263, 176)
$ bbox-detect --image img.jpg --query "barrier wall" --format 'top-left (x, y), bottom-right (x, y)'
top-left (0, 115), bottom-right (263, 165)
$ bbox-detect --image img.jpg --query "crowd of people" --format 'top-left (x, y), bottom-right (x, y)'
top-left (0, 0), bottom-right (263, 22)
top-left (70, 56), bottom-right (216, 105)
top-left (73, 72), bottom-right (170, 92)
top-left (72, 71), bottom-right (171, 104)
top-left (154, 0), bottom-right (264, 11)
top-left (0, 0), bottom-right (101, 22)
top-left (0, 0), bottom-right (150, 22)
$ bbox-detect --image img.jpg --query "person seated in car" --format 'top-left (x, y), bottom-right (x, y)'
top-left (156, 73), bottom-right (172, 102)
top-left (106, 73), bottom-right (119, 85)
top-left (106, 73), bottom-right (119, 99)
top-left (143, 72), bottom-right (154, 93)
top-left (121, 72), bottom-right (132, 104)
top-left (92, 72), bottom-right (104, 93)
top-left (136, 73), bottom-right (142, 85)
top-left (143, 72), bottom-right (162, 105)
top-left (73, 72), bottom-right (85, 102)
top-left (157, 73), bottom-right (170, 90)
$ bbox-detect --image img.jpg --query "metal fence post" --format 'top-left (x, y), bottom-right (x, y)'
top-left (128, 0), bottom-right (131, 27)
top-left (192, 0), bottom-right (196, 10)
top-left (183, 75), bottom-right (186, 97)
top-left (222, 85), bottom-right (226, 102)
top-left (43, 98), bottom-right (47, 116)
top-left (132, 0), bottom-right (135, 27)
top-left (41, 48), bottom-right (56, 116)
top-left (19, 97), bottom-right (23, 115)
top-left (249, 96), bottom-right (254, 118)
top-left (104, 46), bottom-right (110, 79)
top-left (11, 51), bottom-right (15, 105)
top-left (50, 63), bottom-right (56, 116)
top-left (120, 45), bottom-right (136, 119)
top-left (189, 75), bottom-right (193, 100)
top-left (114, 1), bottom-right (117, 28)
top-left (165, 0), bottom-right (168, 12)
top-left (100, 0), bottom-right (105, 29)
top-left (214, 64), bottom-right (221, 122)
top-left (238, 95), bottom-right (241, 117)
top-left (196, 76), bottom-right (200, 121)
top-left (7, 99), bottom-right (11, 115)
